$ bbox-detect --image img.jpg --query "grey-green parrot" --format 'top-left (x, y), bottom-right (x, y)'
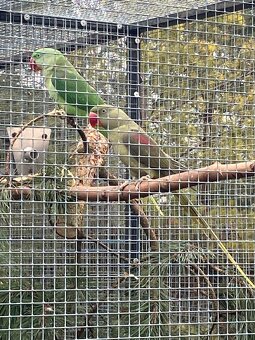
top-left (88, 104), bottom-right (255, 288)
top-left (30, 48), bottom-right (104, 116)
top-left (89, 104), bottom-right (183, 179)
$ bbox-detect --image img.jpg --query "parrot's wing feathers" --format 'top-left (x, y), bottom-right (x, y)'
top-left (123, 129), bottom-right (172, 177)
top-left (51, 68), bottom-right (104, 112)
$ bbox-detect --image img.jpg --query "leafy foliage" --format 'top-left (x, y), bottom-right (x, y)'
top-left (109, 243), bottom-right (255, 338)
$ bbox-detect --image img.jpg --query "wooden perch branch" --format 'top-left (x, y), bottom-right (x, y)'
top-left (70, 161), bottom-right (255, 201)
top-left (9, 161), bottom-right (255, 201)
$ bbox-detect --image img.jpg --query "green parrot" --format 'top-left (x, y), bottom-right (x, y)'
top-left (30, 48), bottom-right (105, 116)
top-left (89, 105), bottom-right (184, 179)
top-left (88, 104), bottom-right (255, 289)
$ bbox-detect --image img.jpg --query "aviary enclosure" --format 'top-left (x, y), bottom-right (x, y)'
top-left (0, 0), bottom-right (255, 339)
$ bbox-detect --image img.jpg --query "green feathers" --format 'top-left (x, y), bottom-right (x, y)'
top-left (30, 48), bottom-right (104, 117)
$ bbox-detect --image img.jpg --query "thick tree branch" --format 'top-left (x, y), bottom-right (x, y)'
top-left (70, 161), bottom-right (255, 201)
top-left (8, 161), bottom-right (255, 202)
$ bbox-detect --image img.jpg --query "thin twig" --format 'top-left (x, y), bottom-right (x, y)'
top-left (129, 203), bottom-right (159, 252)
top-left (87, 235), bottom-right (130, 263)
top-left (85, 268), bottom-right (138, 335)
top-left (76, 237), bottom-right (83, 268)
top-left (186, 263), bottom-right (218, 336)
top-left (189, 263), bottom-right (216, 299)
top-left (99, 168), bottom-right (160, 252)
top-left (208, 263), bottom-right (225, 273)
top-left (54, 216), bottom-right (129, 262)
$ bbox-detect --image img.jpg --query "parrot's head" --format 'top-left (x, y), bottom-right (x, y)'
top-left (30, 48), bottom-right (65, 72)
top-left (89, 105), bottom-right (131, 130)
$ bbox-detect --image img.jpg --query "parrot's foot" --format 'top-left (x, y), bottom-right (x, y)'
top-left (48, 108), bottom-right (66, 117)
top-left (135, 175), bottom-right (151, 191)
top-left (119, 180), bottom-right (130, 192)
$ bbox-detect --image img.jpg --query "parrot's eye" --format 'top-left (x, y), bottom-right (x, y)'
top-left (101, 109), bottom-right (106, 114)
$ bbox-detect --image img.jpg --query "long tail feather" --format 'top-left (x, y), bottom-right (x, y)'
top-left (177, 192), bottom-right (255, 289)
top-left (149, 196), bottom-right (165, 217)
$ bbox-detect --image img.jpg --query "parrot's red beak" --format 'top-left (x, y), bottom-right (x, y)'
top-left (89, 112), bottom-right (100, 127)
top-left (29, 57), bottom-right (42, 72)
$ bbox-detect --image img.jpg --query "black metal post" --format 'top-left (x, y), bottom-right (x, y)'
top-left (125, 29), bottom-right (142, 260)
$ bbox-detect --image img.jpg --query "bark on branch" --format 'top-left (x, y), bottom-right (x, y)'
top-left (9, 161), bottom-right (255, 201)
top-left (70, 161), bottom-right (255, 201)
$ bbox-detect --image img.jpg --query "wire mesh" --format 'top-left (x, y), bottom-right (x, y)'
top-left (0, 1), bottom-right (255, 339)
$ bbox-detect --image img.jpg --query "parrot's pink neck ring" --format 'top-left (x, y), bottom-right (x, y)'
top-left (89, 112), bottom-right (101, 127)
top-left (29, 57), bottom-right (42, 72)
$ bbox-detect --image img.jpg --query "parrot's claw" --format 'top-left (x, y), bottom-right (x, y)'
top-left (135, 175), bottom-right (151, 191)
top-left (48, 108), bottom-right (66, 117)
top-left (131, 258), bottom-right (140, 267)
top-left (123, 271), bottom-right (139, 281)
top-left (119, 180), bottom-right (130, 192)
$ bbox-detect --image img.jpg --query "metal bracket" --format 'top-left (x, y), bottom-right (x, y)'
top-left (7, 127), bottom-right (51, 176)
